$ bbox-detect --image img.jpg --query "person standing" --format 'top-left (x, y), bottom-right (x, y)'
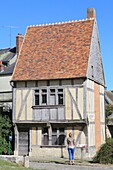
top-left (67, 132), bottom-right (75, 165)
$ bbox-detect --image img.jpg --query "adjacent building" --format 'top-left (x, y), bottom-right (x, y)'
top-left (105, 91), bottom-right (113, 105)
top-left (105, 91), bottom-right (113, 138)
top-left (11, 8), bottom-right (106, 159)
top-left (0, 47), bottom-right (16, 114)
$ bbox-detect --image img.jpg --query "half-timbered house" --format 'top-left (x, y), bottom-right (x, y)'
top-left (11, 8), bottom-right (105, 159)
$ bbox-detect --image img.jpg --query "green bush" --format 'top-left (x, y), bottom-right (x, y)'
top-left (105, 104), bottom-right (113, 117)
top-left (0, 111), bottom-right (13, 154)
top-left (93, 138), bottom-right (113, 164)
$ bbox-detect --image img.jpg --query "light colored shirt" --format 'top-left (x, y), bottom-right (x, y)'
top-left (67, 137), bottom-right (75, 148)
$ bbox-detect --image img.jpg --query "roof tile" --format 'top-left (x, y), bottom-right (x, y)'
top-left (12, 19), bottom-right (94, 81)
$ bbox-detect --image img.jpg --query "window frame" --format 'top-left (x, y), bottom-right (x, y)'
top-left (34, 88), bottom-right (64, 106)
top-left (42, 127), bottom-right (49, 145)
top-left (35, 90), bottom-right (39, 105)
top-left (52, 128), bottom-right (65, 145)
top-left (41, 127), bottom-right (66, 146)
top-left (41, 89), bottom-right (47, 105)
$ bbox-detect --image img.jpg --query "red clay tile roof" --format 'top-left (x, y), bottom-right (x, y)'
top-left (12, 19), bottom-right (95, 81)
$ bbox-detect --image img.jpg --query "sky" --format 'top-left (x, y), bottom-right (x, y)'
top-left (0, 0), bottom-right (112, 90)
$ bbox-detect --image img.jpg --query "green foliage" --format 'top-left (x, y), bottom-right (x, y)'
top-left (105, 104), bottom-right (113, 117)
top-left (93, 138), bottom-right (113, 164)
top-left (0, 110), bottom-right (13, 154)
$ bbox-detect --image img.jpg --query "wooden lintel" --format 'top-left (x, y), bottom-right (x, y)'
top-left (15, 120), bottom-right (87, 127)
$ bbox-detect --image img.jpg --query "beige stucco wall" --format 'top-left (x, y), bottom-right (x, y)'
top-left (15, 89), bottom-right (33, 121)
top-left (65, 88), bottom-right (71, 120)
top-left (65, 87), bottom-right (84, 120)
top-left (32, 127), bottom-right (36, 145)
top-left (16, 89), bottom-right (21, 120)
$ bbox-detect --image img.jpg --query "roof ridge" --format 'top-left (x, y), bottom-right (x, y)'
top-left (28, 18), bottom-right (95, 27)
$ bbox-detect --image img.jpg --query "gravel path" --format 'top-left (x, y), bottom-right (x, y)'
top-left (30, 162), bottom-right (113, 170)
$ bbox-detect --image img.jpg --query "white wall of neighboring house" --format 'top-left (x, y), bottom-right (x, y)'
top-left (0, 75), bottom-right (12, 92)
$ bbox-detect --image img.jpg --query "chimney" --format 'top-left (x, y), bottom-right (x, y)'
top-left (0, 61), bottom-right (4, 72)
top-left (87, 8), bottom-right (96, 19)
top-left (16, 33), bottom-right (24, 54)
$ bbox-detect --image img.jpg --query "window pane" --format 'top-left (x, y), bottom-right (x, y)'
top-left (52, 128), bottom-right (57, 145)
top-left (58, 134), bottom-right (65, 145)
top-left (58, 89), bottom-right (63, 92)
top-left (43, 135), bottom-right (49, 145)
top-left (50, 89), bottom-right (55, 93)
top-left (52, 128), bottom-right (65, 145)
top-left (52, 135), bottom-right (57, 145)
top-left (59, 128), bottom-right (64, 133)
top-left (42, 94), bottom-right (47, 104)
top-left (42, 89), bottom-right (47, 93)
top-left (42, 128), bottom-right (48, 145)
top-left (52, 128), bottom-right (57, 133)
top-left (59, 128), bottom-right (65, 145)
top-left (35, 95), bottom-right (39, 105)
top-left (58, 94), bottom-right (63, 105)
top-left (50, 94), bottom-right (56, 105)
top-left (42, 127), bottom-right (48, 134)
top-left (35, 90), bottom-right (39, 93)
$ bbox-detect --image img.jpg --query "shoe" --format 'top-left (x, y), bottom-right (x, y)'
top-left (69, 161), bottom-right (72, 165)
top-left (72, 161), bottom-right (75, 165)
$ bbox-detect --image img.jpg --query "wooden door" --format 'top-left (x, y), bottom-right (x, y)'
top-left (18, 127), bottom-right (29, 156)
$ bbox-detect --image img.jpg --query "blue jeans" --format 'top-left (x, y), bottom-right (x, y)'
top-left (68, 147), bottom-right (75, 160)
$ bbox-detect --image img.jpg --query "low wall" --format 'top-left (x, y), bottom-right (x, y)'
top-left (0, 155), bottom-right (29, 168)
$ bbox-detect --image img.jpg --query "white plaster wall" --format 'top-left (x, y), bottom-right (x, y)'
top-left (0, 75), bottom-right (12, 92)
top-left (88, 124), bottom-right (95, 146)
top-left (78, 88), bottom-right (83, 118)
top-left (87, 79), bottom-right (94, 90)
top-left (100, 95), bottom-right (105, 123)
top-left (87, 90), bottom-right (94, 118)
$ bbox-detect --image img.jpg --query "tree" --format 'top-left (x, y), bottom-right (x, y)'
top-left (0, 109), bottom-right (13, 154)
top-left (105, 104), bottom-right (113, 117)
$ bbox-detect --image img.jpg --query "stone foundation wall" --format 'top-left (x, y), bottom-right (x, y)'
top-left (30, 146), bottom-right (94, 160)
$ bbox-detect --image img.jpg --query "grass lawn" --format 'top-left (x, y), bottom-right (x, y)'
top-left (0, 159), bottom-right (42, 170)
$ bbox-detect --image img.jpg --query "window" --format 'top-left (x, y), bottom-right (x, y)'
top-left (34, 88), bottom-right (64, 106)
top-left (52, 128), bottom-right (57, 145)
top-left (50, 89), bottom-right (56, 105)
top-left (42, 127), bottom-right (65, 146)
top-left (52, 128), bottom-right (65, 145)
top-left (58, 89), bottom-right (63, 105)
top-left (41, 89), bottom-right (47, 105)
top-left (42, 127), bottom-right (49, 145)
top-left (35, 90), bottom-right (39, 105)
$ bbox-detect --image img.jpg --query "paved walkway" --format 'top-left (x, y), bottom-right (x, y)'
top-left (30, 162), bottom-right (113, 170)
top-left (29, 157), bottom-right (113, 170)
